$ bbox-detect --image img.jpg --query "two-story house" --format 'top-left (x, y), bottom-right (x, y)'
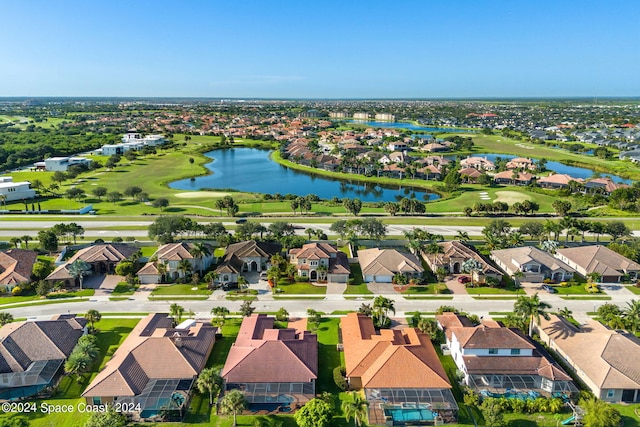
top-left (288, 243), bottom-right (350, 283)
top-left (214, 240), bottom-right (282, 284)
top-left (437, 313), bottom-right (576, 398)
top-left (491, 246), bottom-right (575, 283)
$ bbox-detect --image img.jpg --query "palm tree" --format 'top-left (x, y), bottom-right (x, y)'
top-left (544, 220), bottom-right (563, 241)
top-left (0, 312), bottom-right (14, 326)
top-left (85, 309), bottom-right (101, 332)
top-left (64, 352), bottom-right (91, 383)
top-left (316, 264), bottom-right (328, 282)
top-left (189, 242), bottom-right (211, 273)
top-left (196, 367), bottom-right (223, 406)
top-left (373, 295), bottom-right (395, 328)
top-left (624, 300), bottom-right (640, 334)
top-left (558, 307), bottom-right (573, 318)
top-left (220, 389), bottom-right (248, 427)
top-left (512, 270), bottom-right (525, 288)
top-left (170, 303), bottom-right (185, 324)
top-left (211, 306), bottom-right (230, 326)
top-left (456, 231), bottom-right (470, 242)
top-left (341, 391), bottom-right (369, 427)
top-left (67, 259), bottom-right (92, 290)
top-left (204, 271), bottom-right (218, 287)
top-left (156, 262), bottom-right (168, 283)
top-left (9, 237), bottom-right (21, 248)
top-left (540, 239), bottom-right (559, 254)
top-left (588, 221), bottom-right (605, 243)
top-left (513, 293), bottom-right (552, 337)
top-left (177, 259), bottom-right (193, 280)
top-left (462, 258), bottom-right (483, 286)
top-left (21, 235), bottom-right (32, 249)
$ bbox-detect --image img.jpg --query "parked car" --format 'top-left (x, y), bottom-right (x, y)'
top-left (457, 276), bottom-right (470, 284)
top-left (222, 282), bottom-right (239, 291)
top-left (235, 218), bottom-right (247, 224)
top-left (542, 284), bottom-right (557, 293)
top-left (259, 272), bottom-right (268, 280)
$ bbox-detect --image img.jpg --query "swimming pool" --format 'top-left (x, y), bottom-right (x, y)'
top-left (384, 403), bottom-right (437, 422)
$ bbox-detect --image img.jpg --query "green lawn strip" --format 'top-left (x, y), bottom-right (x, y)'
top-left (560, 295), bottom-right (612, 300)
top-left (149, 296), bottom-right (210, 301)
top-left (343, 263), bottom-right (373, 295)
top-left (273, 296), bottom-right (325, 300)
top-left (438, 351), bottom-right (480, 426)
top-left (343, 283), bottom-right (371, 294)
top-left (402, 284), bottom-right (450, 295)
top-left (465, 286), bottom-right (524, 295)
top-left (1, 298), bottom-right (91, 309)
top-left (139, 246), bottom-right (158, 257)
top-left (150, 284), bottom-right (212, 296)
top-left (472, 296), bottom-right (519, 300)
top-left (404, 296), bottom-right (455, 300)
top-left (225, 295), bottom-right (258, 301)
top-left (99, 312), bottom-right (150, 316)
top-left (625, 286), bottom-right (640, 295)
top-left (108, 297), bottom-right (131, 301)
top-left (344, 296), bottom-right (374, 300)
top-left (111, 282), bottom-right (137, 295)
top-left (275, 281), bottom-right (327, 295)
top-left (0, 290), bottom-right (94, 307)
top-left (611, 403), bottom-right (640, 427)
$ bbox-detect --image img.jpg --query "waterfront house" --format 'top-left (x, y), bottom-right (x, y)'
top-left (0, 177), bottom-right (36, 202)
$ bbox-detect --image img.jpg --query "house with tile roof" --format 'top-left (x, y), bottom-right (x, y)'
top-left (82, 314), bottom-right (216, 420)
top-left (215, 240), bottom-right (281, 284)
top-left (505, 157), bottom-right (536, 170)
top-left (422, 241), bottom-right (502, 284)
top-left (491, 246), bottom-right (575, 283)
top-left (536, 315), bottom-right (640, 402)
top-left (0, 315), bottom-right (87, 400)
top-left (340, 313), bottom-right (458, 425)
top-left (288, 243), bottom-right (350, 283)
top-left (46, 243), bottom-right (139, 287)
top-left (555, 245), bottom-right (640, 283)
top-left (437, 313), bottom-right (576, 398)
top-left (493, 170), bottom-right (534, 186)
top-left (357, 248), bottom-right (423, 283)
top-left (0, 249), bottom-right (38, 292)
top-left (584, 177), bottom-right (629, 195)
top-left (221, 314), bottom-right (317, 408)
top-left (460, 156), bottom-right (495, 171)
top-left (537, 173), bottom-right (582, 189)
top-left (459, 167), bottom-right (483, 183)
top-left (137, 242), bottom-right (214, 284)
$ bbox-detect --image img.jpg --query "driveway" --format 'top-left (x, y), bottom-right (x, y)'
top-left (445, 276), bottom-right (468, 295)
top-left (83, 274), bottom-right (125, 296)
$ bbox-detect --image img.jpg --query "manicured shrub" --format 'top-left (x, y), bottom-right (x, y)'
top-left (333, 366), bottom-right (348, 391)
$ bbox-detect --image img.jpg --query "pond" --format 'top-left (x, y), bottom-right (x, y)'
top-left (170, 148), bottom-right (440, 202)
top-left (446, 153), bottom-right (632, 184)
top-left (349, 121), bottom-right (469, 133)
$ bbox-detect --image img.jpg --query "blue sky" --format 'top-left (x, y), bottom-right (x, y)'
top-left (1, 0), bottom-right (638, 98)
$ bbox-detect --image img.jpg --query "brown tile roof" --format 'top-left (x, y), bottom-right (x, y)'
top-left (83, 314), bottom-right (216, 398)
top-left (224, 240), bottom-right (281, 260)
top-left (556, 245), bottom-right (640, 276)
top-left (341, 313), bottom-right (450, 389)
top-left (155, 242), bottom-right (195, 261)
top-left (453, 325), bottom-right (535, 350)
top-left (491, 246), bottom-right (575, 274)
top-left (357, 248), bottom-right (423, 278)
top-left (424, 241), bottom-right (502, 277)
top-left (0, 249), bottom-right (38, 285)
top-left (459, 167), bottom-right (483, 178)
top-left (0, 317), bottom-right (86, 373)
top-left (435, 312), bottom-right (475, 342)
top-left (538, 315), bottom-right (640, 389)
top-left (46, 244), bottom-right (139, 281)
top-left (537, 173), bottom-right (582, 186)
top-left (137, 262), bottom-right (159, 276)
top-left (462, 354), bottom-right (571, 381)
top-left (221, 314), bottom-right (317, 384)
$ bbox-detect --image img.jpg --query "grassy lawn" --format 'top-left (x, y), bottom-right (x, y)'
top-left (0, 289), bottom-right (95, 306)
top-left (140, 245), bottom-right (159, 257)
top-left (343, 264), bottom-right (372, 295)
top-left (275, 281), bottom-right (327, 295)
top-left (553, 284), bottom-right (593, 295)
top-left (612, 403), bottom-right (640, 427)
top-left (150, 284), bottom-right (212, 296)
top-left (0, 318), bottom-right (139, 427)
top-left (560, 295), bottom-right (611, 300)
top-left (111, 282), bottom-right (137, 295)
top-left (626, 286), bottom-right (640, 295)
top-left (402, 284), bottom-right (450, 295)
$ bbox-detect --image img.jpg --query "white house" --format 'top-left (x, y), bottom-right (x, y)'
top-left (0, 177), bottom-right (37, 202)
top-left (43, 156), bottom-right (91, 172)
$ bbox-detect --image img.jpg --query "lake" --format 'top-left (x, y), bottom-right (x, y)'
top-left (170, 148), bottom-right (440, 202)
top-left (447, 153), bottom-right (632, 184)
top-left (349, 121), bottom-right (469, 133)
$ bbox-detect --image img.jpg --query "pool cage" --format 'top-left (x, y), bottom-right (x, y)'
top-left (468, 374), bottom-right (578, 400)
top-left (227, 382), bottom-right (314, 404)
top-left (366, 388), bottom-right (459, 425)
top-left (116, 378), bottom-right (193, 420)
top-left (0, 359), bottom-right (63, 401)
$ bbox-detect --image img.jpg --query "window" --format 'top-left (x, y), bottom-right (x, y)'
top-left (488, 349), bottom-right (498, 355)
top-left (311, 261), bottom-right (318, 266)
top-left (607, 389), bottom-right (615, 399)
top-left (92, 397), bottom-right (102, 405)
top-left (511, 349), bottom-right (521, 355)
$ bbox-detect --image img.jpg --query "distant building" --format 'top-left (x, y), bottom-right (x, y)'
top-left (329, 112), bottom-right (350, 119)
top-left (42, 156), bottom-right (91, 172)
top-left (353, 112), bottom-right (371, 120)
top-left (0, 177), bottom-right (36, 202)
top-left (374, 113), bottom-right (395, 122)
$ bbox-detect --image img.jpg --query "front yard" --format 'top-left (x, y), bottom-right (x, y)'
top-left (274, 281), bottom-right (326, 295)
top-left (150, 284), bottom-right (212, 296)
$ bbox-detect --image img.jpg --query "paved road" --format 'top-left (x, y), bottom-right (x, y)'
top-left (5, 285), bottom-right (633, 323)
top-left (1, 219), bottom-right (639, 238)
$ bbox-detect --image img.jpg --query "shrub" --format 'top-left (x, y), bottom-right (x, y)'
top-left (294, 275), bottom-right (309, 283)
top-left (333, 366), bottom-right (348, 391)
top-left (11, 286), bottom-right (22, 296)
